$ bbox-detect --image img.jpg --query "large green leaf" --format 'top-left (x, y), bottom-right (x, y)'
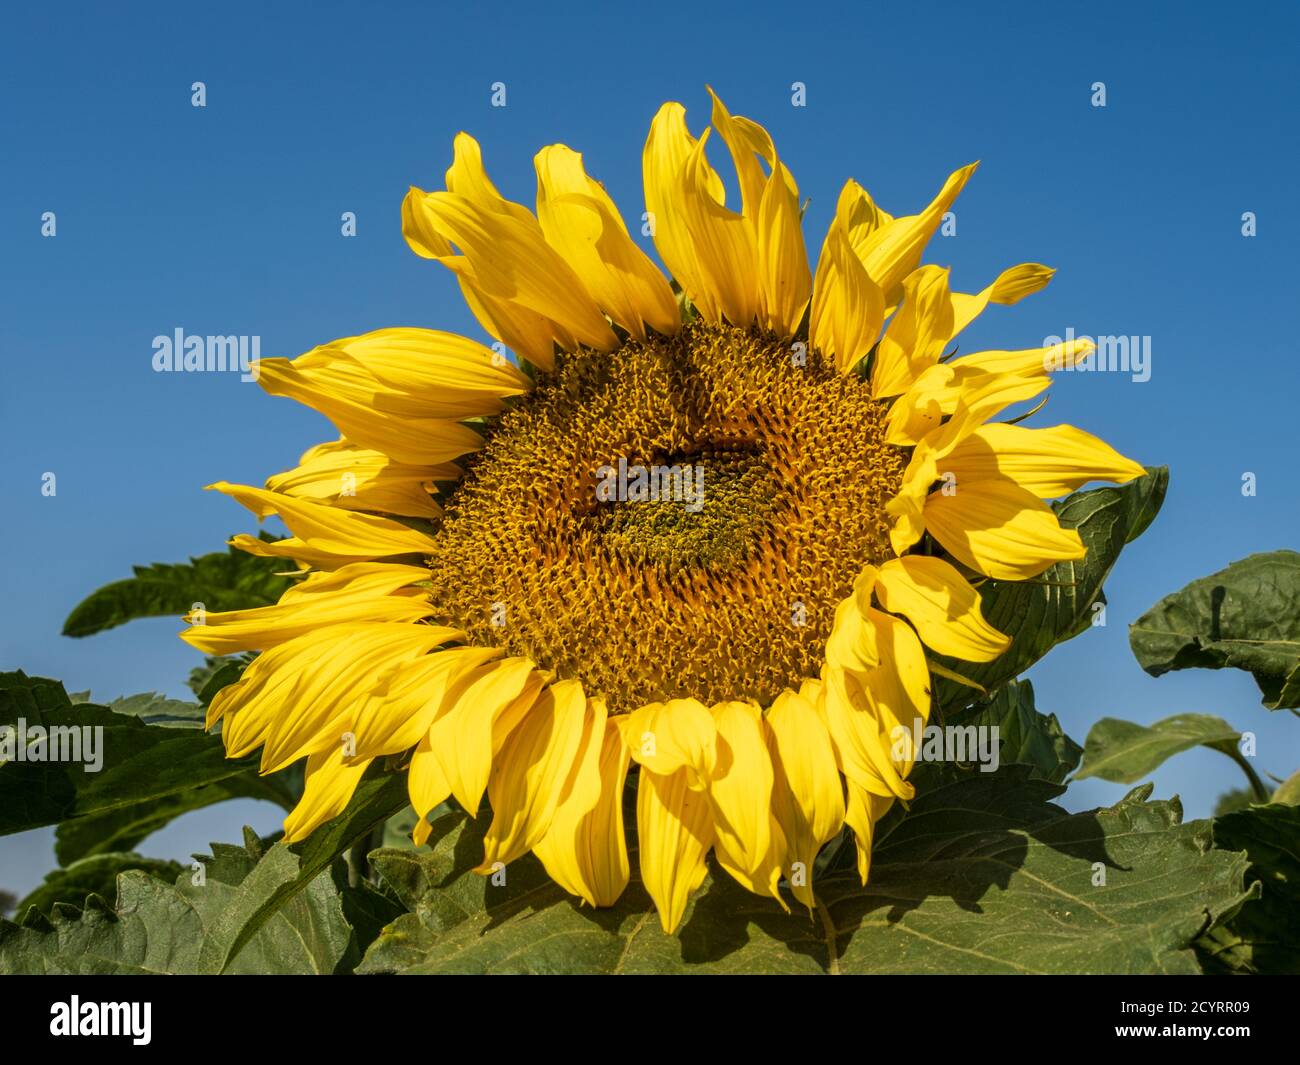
top-left (0, 876), bottom-right (205, 975)
top-left (1129, 549), bottom-right (1300, 710)
top-left (103, 692), bottom-right (207, 728)
top-left (931, 467), bottom-right (1168, 712)
top-left (0, 671), bottom-right (258, 836)
top-left (52, 768), bottom-right (301, 865)
top-left (186, 830), bottom-right (356, 975)
top-left (0, 830), bottom-right (355, 975)
top-left (1075, 713), bottom-right (1242, 784)
top-left (61, 540), bottom-right (294, 638)
top-left (950, 679), bottom-right (1082, 784)
top-left (191, 767), bottom-right (409, 974)
top-left (14, 853), bottom-right (183, 918)
top-left (1195, 803), bottom-right (1300, 974)
top-left (358, 770), bottom-right (1247, 975)
top-left (0, 672), bottom-right (300, 861)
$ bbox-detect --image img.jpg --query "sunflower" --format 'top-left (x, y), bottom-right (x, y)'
top-left (183, 90), bottom-right (1145, 934)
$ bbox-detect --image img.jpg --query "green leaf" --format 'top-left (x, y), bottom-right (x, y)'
top-left (0, 877), bottom-right (205, 974)
top-left (0, 672), bottom-right (300, 863)
top-left (931, 467), bottom-right (1168, 713)
top-left (1, 671), bottom-right (257, 836)
top-left (104, 692), bottom-right (206, 728)
top-left (195, 656), bottom-right (253, 706)
top-left (1273, 769), bottom-right (1300, 806)
top-left (358, 770), bottom-right (1247, 974)
top-left (1195, 803), bottom-right (1300, 974)
top-left (14, 853), bottom-right (183, 918)
top-left (0, 830), bottom-right (356, 975)
top-left (53, 766), bottom-right (301, 865)
top-left (186, 830), bottom-right (355, 975)
top-left (188, 654), bottom-right (251, 701)
top-left (1075, 713), bottom-right (1241, 784)
top-left (1129, 549), bottom-right (1300, 710)
top-left (61, 541), bottom-right (294, 638)
top-left (950, 679), bottom-right (1083, 784)
top-left (339, 880), bottom-right (406, 961)
top-left (192, 767), bottom-right (409, 974)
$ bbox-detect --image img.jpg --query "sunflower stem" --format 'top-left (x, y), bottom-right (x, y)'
top-left (1221, 746), bottom-right (1270, 803)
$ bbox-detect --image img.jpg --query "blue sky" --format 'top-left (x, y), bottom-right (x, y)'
top-left (3, 0), bottom-right (1298, 898)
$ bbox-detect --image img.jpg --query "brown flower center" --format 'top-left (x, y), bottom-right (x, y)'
top-left (424, 320), bottom-right (906, 713)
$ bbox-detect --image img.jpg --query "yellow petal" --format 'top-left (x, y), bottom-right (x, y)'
top-left (839, 179), bottom-right (893, 254)
top-left (856, 163), bottom-right (977, 304)
top-left (643, 102), bottom-right (714, 317)
top-left (417, 189), bottom-right (618, 351)
top-left (228, 533), bottom-right (359, 570)
top-left (951, 338), bottom-right (1095, 378)
top-left (949, 263), bottom-right (1054, 339)
top-left (708, 89), bottom-right (811, 333)
top-left (756, 156), bottom-right (813, 334)
top-left (893, 368), bottom-right (1050, 454)
top-left (443, 131), bottom-right (536, 214)
top-left (534, 709), bottom-right (633, 907)
top-left (637, 764), bottom-right (714, 934)
top-left (767, 689), bottom-right (846, 909)
top-left (885, 478), bottom-right (931, 558)
top-left (675, 129), bottom-right (759, 326)
top-left (408, 740), bottom-right (453, 844)
top-left (706, 89), bottom-right (768, 222)
top-left (254, 354), bottom-right (484, 466)
top-left (857, 610), bottom-right (932, 778)
top-left (274, 562), bottom-right (431, 604)
top-left (625, 698), bottom-right (717, 781)
top-left (402, 133), bottom-right (617, 359)
top-left (534, 144), bottom-right (678, 339)
top-left (181, 562), bottom-right (433, 654)
top-left (822, 667), bottom-right (899, 800)
top-left (479, 680), bottom-right (592, 869)
top-left (208, 482), bottom-right (434, 561)
top-left (824, 596), bottom-right (881, 673)
top-left (822, 605), bottom-right (930, 799)
top-left (942, 423), bottom-right (1146, 498)
top-left (451, 275), bottom-right (561, 371)
top-left (214, 622), bottom-right (457, 771)
top-left (266, 440), bottom-right (453, 520)
top-left (334, 328), bottom-right (531, 418)
top-left (707, 701), bottom-right (781, 898)
top-left (842, 778), bottom-right (894, 885)
top-left (871, 265), bottom-right (954, 398)
top-left (427, 657), bottom-right (543, 817)
top-left (810, 213), bottom-right (886, 372)
top-left (350, 645), bottom-right (503, 760)
top-left (282, 746), bottom-right (373, 843)
top-left (875, 555), bottom-right (1009, 662)
top-left (923, 478), bottom-right (1086, 580)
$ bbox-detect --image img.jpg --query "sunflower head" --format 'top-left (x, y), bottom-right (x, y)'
top-left (185, 89), bottom-right (1145, 934)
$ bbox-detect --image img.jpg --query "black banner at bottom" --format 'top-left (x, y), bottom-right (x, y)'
top-left (0, 974), bottom-right (1285, 1051)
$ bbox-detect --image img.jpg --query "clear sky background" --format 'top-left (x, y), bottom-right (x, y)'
top-left (3, 0), bottom-right (1298, 899)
